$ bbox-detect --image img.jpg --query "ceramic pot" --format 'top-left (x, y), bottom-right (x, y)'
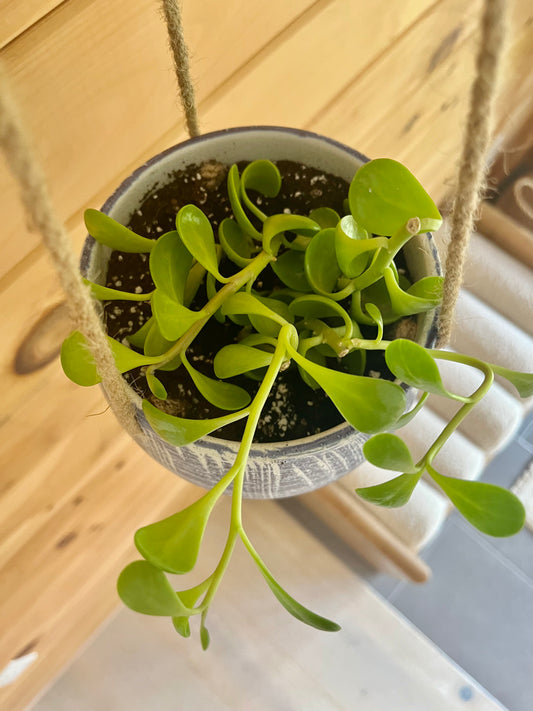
top-left (81, 126), bottom-right (441, 499)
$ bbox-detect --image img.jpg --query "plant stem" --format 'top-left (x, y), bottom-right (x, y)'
top-left (148, 250), bottom-right (275, 372)
top-left (197, 328), bottom-right (291, 614)
top-left (420, 353), bottom-right (494, 467)
top-left (352, 218), bottom-right (420, 291)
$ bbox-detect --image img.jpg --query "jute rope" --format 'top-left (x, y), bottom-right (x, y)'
top-left (437, 0), bottom-right (507, 346)
top-left (161, 0), bottom-right (200, 138)
top-left (0, 66), bottom-right (142, 439)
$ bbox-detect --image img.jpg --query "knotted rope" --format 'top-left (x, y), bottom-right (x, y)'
top-left (437, 0), bottom-right (507, 346)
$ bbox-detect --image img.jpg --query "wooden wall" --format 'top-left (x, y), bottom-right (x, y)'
top-left (0, 1), bottom-right (532, 709)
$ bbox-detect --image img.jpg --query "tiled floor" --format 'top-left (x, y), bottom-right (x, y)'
top-left (369, 412), bottom-right (533, 711)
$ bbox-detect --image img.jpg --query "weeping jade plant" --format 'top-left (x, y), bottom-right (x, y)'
top-left (61, 157), bottom-right (532, 647)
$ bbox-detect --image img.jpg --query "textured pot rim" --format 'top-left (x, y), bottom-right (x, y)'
top-left (85, 125), bottom-right (441, 458)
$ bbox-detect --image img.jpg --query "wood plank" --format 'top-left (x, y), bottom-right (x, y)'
top-left (0, 0), bottom-right (322, 279)
top-left (0, 0), bottom-right (64, 49)
top-left (0, 433), bottom-right (204, 711)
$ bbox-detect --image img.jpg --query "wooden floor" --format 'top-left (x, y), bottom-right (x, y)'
top-left (32, 499), bottom-right (504, 711)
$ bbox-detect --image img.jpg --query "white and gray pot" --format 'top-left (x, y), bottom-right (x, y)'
top-left (81, 126), bottom-right (441, 499)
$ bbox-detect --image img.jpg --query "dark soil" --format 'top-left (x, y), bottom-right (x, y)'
top-left (103, 160), bottom-right (395, 443)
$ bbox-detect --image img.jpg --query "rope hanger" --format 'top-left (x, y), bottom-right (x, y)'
top-left (0, 0), bottom-right (507, 435)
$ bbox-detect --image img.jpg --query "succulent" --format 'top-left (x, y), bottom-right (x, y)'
top-left (62, 157), bottom-right (532, 647)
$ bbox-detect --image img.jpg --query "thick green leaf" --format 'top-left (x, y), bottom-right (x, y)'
top-left (289, 295), bottom-right (353, 338)
top-left (245, 541), bottom-right (340, 631)
top-left (172, 616), bottom-right (191, 638)
top-left (83, 278), bottom-right (152, 302)
top-left (385, 339), bottom-right (458, 399)
top-left (356, 472), bottom-right (421, 507)
top-left (262, 214), bottom-right (319, 255)
top-left (127, 317), bottom-right (154, 350)
top-left (272, 250), bottom-right (312, 292)
top-left (149, 230), bottom-right (193, 302)
top-left (430, 471), bottom-right (525, 537)
top-left (489, 364), bottom-right (533, 398)
top-left (363, 433), bottom-right (418, 473)
top-left (304, 228), bottom-right (341, 295)
top-left (249, 295), bottom-right (292, 338)
top-left (84, 209), bottom-right (155, 253)
top-left (146, 371), bottom-right (168, 400)
top-left (176, 205), bottom-right (224, 280)
top-left (227, 164), bottom-right (262, 241)
top-left (348, 159), bottom-right (442, 236)
top-left (61, 330), bottom-right (160, 386)
top-left (142, 399), bottom-right (249, 446)
top-left (309, 207), bottom-right (340, 229)
top-left (240, 160), bottom-right (282, 221)
top-left (134, 490), bottom-right (220, 574)
top-left (213, 344), bottom-right (274, 379)
top-left (383, 268), bottom-right (442, 316)
top-left (288, 345), bottom-right (406, 433)
top-left (182, 353), bottom-right (251, 410)
top-left (117, 560), bottom-right (187, 616)
top-left (219, 218), bottom-right (254, 267)
top-left (200, 623), bottom-right (211, 650)
top-left (335, 215), bottom-right (378, 278)
top-left (151, 289), bottom-right (205, 341)
top-left (221, 292), bottom-right (288, 329)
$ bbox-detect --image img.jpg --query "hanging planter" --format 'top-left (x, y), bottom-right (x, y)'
top-left (2, 0), bottom-right (530, 650)
top-left (59, 125), bottom-right (532, 645)
top-left (72, 127), bottom-right (441, 499)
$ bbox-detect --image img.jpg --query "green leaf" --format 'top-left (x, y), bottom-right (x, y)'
top-left (127, 317), bottom-right (154, 350)
top-left (304, 228), bottom-right (341, 295)
top-left (385, 339), bottom-right (460, 399)
top-left (142, 399), bottom-right (248, 446)
top-left (172, 616), bottom-right (191, 638)
top-left (356, 472), bottom-right (421, 507)
top-left (262, 214), bottom-right (320, 255)
top-left (383, 268), bottom-right (443, 316)
top-left (117, 560), bottom-right (187, 616)
top-left (151, 290), bottom-right (205, 341)
top-left (430, 471), bottom-right (525, 537)
top-left (335, 215), bottom-right (378, 278)
top-left (84, 209), bottom-right (155, 253)
top-left (176, 205), bottom-right (225, 281)
top-left (363, 433), bottom-right (418, 473)
top-left (82, 278), bottom-right (152, 302)
top-left (134, 490), bottom-right (220, 574)
top-left (149, 230), bottom-right (193, 303)
top-left (213, 344), bottom-right (274, 379)
top-left (221, 292), bottom-right (288, 329)
top-left (489, 364), bottom-right (533, 398)
top-left (289, 295), bottom-right (353, 338)
top-left (181, 352), bottom-right (251, 410)
top-left (272, 250), bottom-right (312, 292)
top-left (61, 330), bottom-right (160, 386)
top-left (348, 159), bottom-right (442, 236)
top-left (200, 622), bottom-right (211, 650)
top-left (146, 371), bottom-right (168, 400)
top-left (219, 218), bottom-right (254, 267)
top-left (249, 295), bottom-right (292, 338)
top-left (240, 160), bottom-right (282, 221)
top-left (309, 207), bottom-right (340, 229)
top-left (243, 538), bottom-right (340, 632)
top-left (288, 345), bottom-right (406, 433)
top-left (227, 164), bottom-right (262, 241)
